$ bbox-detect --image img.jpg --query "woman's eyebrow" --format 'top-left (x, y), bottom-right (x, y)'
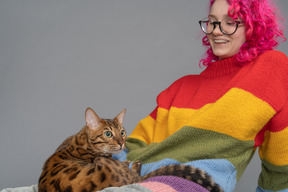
top-left (208, 14), bottom-right (230, 20)
top-left (208, 14), bottom-right (217, 19)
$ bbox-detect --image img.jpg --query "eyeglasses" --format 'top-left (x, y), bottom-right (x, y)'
top-left (199, 17), bottom-right (243, 35)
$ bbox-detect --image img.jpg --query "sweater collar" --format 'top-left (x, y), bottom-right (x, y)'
top-left (200, 56), bottom-right (242, 78)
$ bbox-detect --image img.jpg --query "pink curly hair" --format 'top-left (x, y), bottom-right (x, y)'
top-left (200, 0), bottom-right (286, 67)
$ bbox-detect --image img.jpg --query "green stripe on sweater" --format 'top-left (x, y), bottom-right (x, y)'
top-left (258, 159), bottom-right (288, 191)
top-left (127, 126), bottom-right (255, 180)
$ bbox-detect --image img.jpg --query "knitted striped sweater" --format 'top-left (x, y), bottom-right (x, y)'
top-left (114, 50), bottom-right (288, 192)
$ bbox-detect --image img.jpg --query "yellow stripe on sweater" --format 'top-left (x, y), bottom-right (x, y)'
top-left (179, 88), bottom-right (276, 141)
top-left (130, 108), bottom-right (170, 144)
top-left (129, 115), bottom-right (156, 144)
top-left (259, 128), bottom-right (288, 166)
top-left (130, 88), bottom-right (276, 144)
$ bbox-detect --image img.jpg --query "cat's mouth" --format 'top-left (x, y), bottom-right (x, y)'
top-left (112, 144), bottom-right (125, 154)
top-left (104, 144), bottom-right (125, 154)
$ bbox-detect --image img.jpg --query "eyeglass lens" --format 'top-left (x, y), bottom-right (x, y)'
top-left (200, 18), bottom-right (238, 35)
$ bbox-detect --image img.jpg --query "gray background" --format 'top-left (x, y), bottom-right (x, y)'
top-left (0, 0), bottom-right (287, 191)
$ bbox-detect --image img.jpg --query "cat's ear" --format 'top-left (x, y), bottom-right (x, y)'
top-left (115, 108), bottom-right (126, 126)
top-left (85, 107), bottom-right (102, 130)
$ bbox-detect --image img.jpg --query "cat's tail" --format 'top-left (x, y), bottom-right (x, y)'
top-left (142, 164), bottom-right (223, 192)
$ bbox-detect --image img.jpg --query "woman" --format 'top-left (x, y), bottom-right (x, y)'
top-left (106, 0), bottom-right (288, 191)
top-left (2, 0), bottom-right (286, 192)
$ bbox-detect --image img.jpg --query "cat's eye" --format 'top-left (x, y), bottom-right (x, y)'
top-left (121, 130), bottom-right (126, 137)
top-left (104, 131), bottom-right (113, 138)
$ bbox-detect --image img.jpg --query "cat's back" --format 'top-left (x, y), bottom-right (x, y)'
top-left (38, 134), bottom-right (84, 192)
top-left (41, 134), bottom-right (77, 172)
top-left (54, 135), bottom-right (74, 153)
top-left (39, 154), bottom-right (139, 192)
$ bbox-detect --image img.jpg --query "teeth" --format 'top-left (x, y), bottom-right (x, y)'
top-left (214, 39), bottom-right (229, 43)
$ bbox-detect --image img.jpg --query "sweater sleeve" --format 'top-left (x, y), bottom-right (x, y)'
top-left (257, 100), bottom-right (288, 192)
top-left (254, 51), bottom-right (288, 192)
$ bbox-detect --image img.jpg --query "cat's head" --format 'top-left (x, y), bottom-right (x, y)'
top-left (85, 107), bottom-right (127, 155)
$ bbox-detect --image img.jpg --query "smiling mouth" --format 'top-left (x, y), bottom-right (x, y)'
top-left (213, 39), bottom-right (229, 44)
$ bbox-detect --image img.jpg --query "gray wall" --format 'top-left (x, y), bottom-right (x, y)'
top-left (0, 0), bottom-right (287, 191)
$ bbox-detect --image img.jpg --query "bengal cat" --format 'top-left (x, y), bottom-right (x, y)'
top-left (38, 107), bottom-right (223, 192)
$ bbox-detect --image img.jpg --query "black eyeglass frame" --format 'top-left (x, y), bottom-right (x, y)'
top-left (199, 18), bottom-right (243, 35)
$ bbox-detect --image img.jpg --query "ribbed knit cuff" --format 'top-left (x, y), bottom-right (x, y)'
top-left (142, 176), bottom-right (210, 192)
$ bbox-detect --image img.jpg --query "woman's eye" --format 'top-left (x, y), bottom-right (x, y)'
top-left (121, 130), bottom-right (126, 137)
top-left (225, 19), bottom-right (235, 25)
top-left (104, 131), bottom-right (113, 138)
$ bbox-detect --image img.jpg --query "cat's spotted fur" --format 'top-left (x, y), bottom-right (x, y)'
top-left (39, 107), bottom-right (223, 192)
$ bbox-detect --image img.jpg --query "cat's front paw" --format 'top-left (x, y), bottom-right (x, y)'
top-left (132, 160), bottom-right (142, 174)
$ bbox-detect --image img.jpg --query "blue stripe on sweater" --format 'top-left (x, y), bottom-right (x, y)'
top-left (139, 158), bottom-right (237, 192)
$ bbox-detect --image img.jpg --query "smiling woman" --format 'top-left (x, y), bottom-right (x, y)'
top-left (205, 0), bottom-right (246, 59)
top-left (200, 0), bottom-right (286, 66)
top-left (0, 0), bottom-right (287, 192)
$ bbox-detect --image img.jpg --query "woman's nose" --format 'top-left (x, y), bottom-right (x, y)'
top-left (212, 24), bottom-right (223, 35)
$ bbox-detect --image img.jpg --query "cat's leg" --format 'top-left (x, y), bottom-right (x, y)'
top-left (122, 160), bottom-right (142, 174)
top-left (122, 160), bottom-right (131, 167)
top-left (131, 160), bottom-right (142, 175)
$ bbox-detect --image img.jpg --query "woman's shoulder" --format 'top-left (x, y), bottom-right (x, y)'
top-left (175, 74), bottom-right (201, 82)
top-left (257, 50), bottom-right (288, 62)
top-left (160, 74), bottom-right (200, 94)
top-left (252, 50), bottom-right (288, 73)
top-left (169, 74), bottom-right (201, 87)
